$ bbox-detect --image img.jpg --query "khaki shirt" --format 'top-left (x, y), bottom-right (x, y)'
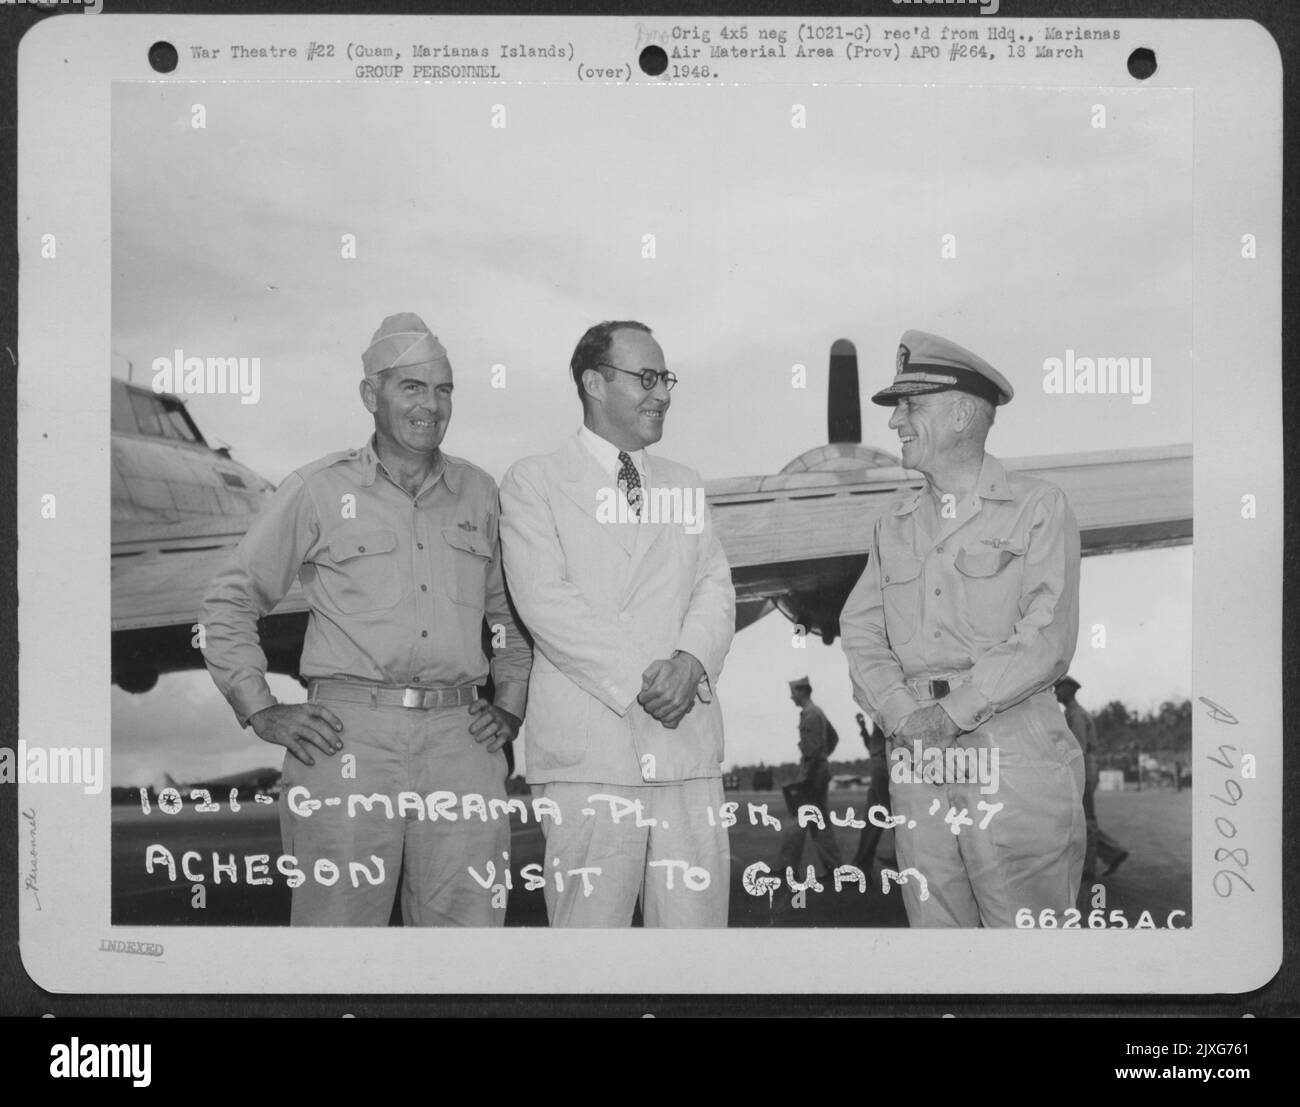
top-left (798, 702), bottom-right (831, 753)
top-left (201, 439), bottom-right (532, 726)
top-left (840, 453), bottom-right (1080, 736)
top-left (1063, 699), bottom-right (1097, 758)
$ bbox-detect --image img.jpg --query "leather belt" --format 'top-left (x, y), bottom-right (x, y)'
top-left (906, 675), bottom-right (971, 700)
top-left (309, 679), bottom-right (480, 710)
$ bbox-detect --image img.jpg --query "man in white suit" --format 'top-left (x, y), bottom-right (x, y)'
top-left (499, 320), bottom-right (736, 927)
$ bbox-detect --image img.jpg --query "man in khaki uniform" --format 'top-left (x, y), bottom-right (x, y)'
top-left (840, 329), bottom-right (1085, 928)
top-left (1055, 675), bottom-right (1128, 881)
top-left (201, 312), bottom-right (532, 926)
top-left (779, 677), bottom-right (843, 877)
top-left (851, 711), bottom-right (892, 875)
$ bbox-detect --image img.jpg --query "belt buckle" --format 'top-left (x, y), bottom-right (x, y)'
top-left (933, 679), bottom-right (950, 699)
top-left (401, 687), bottom-right (425, 709)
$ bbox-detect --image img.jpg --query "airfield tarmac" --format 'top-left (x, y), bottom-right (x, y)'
top-left (111, 785), bottom-right (1191, 929)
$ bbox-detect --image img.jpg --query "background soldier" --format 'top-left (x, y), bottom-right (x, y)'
top-left (779, 678), bottom-right (844, 879)
top-left (1055, 675), bottom-right (1129, 881)
top-left (851, 711), bottom-right (893, 876)
top-left (201, 312), bottom-right (531, 926)
top-left (840, 329), bottom-right (1085, 928)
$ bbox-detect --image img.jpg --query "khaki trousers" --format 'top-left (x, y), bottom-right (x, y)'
top-left (889, 690), bottom-right (1085, 928)
top-left (279, 697), bottom-right (509, 926)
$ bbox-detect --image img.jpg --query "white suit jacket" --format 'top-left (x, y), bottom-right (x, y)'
top-left (499, 434), bottom-right (736, 786)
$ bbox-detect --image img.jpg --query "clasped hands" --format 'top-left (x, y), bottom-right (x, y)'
top-left (891, 703), bottom-right (962, 749)
top-left (637, 651), bottom-right (705, 730)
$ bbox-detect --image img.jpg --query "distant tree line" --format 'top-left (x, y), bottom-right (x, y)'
top-left (1091, 698), bottom-right (1191, 776)
top-left (725, 698), bottom-right (1194, 790)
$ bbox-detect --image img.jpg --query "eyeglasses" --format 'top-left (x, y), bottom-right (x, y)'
top-left (596, 363), bottom-right (678, 392)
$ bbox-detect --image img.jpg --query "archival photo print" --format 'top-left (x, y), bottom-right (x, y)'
top-left (108, 72), bottom-right (1192, 932)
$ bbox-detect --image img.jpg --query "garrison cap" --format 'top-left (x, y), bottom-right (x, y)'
top-left (362, 312), bottom-right (451, 380)
top-left (871, 330), bottom-right (1013, 408)
top-left (788, 676), bottom-right (812, 692)
top-left (1055, 675), bottom-right (1082, 692)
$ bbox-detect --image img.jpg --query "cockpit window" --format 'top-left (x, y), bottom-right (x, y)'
top-left (127, 390), bottom-right (167, 437)
top-left (164, 405), bottom-right (197, 442)
top-left (119, 386), bottom-right (201, 443)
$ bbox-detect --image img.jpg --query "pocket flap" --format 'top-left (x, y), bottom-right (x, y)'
top-left (955, 545), bottom-right (1022, 578)
top-left (879, 555), bottom-right (922, 587)
top-left (442, 525), bottom-right (491, 559)
top-left (328, 528), bottom-right (397, 562)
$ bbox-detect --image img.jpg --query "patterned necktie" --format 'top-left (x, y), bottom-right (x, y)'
top-left (617, 450), bottom-right (643, 519)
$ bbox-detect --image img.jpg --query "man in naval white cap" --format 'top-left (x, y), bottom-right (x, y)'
top-left (202, 312), bottom-right (532, 926)
top-left (839, 330), bottom-right (1085, 927)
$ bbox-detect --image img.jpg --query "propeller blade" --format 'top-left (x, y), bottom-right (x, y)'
top-left (828, 338), bottom-right (861, 444)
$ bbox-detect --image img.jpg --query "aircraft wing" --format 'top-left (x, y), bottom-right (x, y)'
top-left (113, 443), bottom-right (1191, 631)
top-left (708, 443), bottom-right (1192, 616)
top-left (111, 443), bottom-right (1191, 679)
top-left (112, 520), bottom-right (310, 690)
top-left (111, 535), bottom-right (310, 634)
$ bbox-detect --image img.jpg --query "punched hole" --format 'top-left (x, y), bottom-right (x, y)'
top-left (1127, 47), bottom-right (1157, 80)
top-left (148, 41), bottom-right (179, 74)
top-left (638, 46), bottom-right (668, 77)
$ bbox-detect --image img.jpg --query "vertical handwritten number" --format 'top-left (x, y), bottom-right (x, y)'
top-left (1212, 869), bottom-right (1255, 897)
top-left (1210, 779), bottom-right (1243, 807)
top-left (1214, 847), bottom-right (1249, 870)
top-left (1202, 702), bottom-right (1250, 896)
top-left (1198, 697), bottom-right (1239, 725)
top-left (1214, 816), bottom-right (1238, 839)
top-left (1206, 743), bottom-right (1237, 769)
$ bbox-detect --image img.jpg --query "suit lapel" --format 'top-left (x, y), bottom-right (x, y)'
top-left (625, 454), bottom-right (670, 583)
top-left (557, 436), bottom-right (635, 558)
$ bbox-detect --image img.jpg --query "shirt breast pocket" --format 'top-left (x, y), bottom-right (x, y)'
top-left (319, 528), bottom-right (401, 614)
top-left (442, 526), bottom-right (491, 608)
top-left (880, 554), bottom-right (923, 646)
top-left (954, 543), bottom-right (1026, 636)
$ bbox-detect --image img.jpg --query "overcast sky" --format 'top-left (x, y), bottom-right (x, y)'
top-left (111, 80), bottom-right (1193, 784)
